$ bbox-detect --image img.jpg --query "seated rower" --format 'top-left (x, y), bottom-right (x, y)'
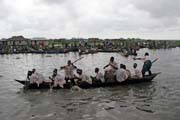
top-left (27, 71), bottom-right (32, 80)
top-left (104, 56), bottom-right (118, 75)
top-left (60, 60), bottom-right (77, 85)
top-left (133, 63), bottom-right (142, 78)
top-left (91, 68), bottom-right (104, 84)
top-left (29, 69), bottom-right (44, 87)
top-left (116, 64), bottom-right (128, 82)
top-left (74, 69), bottom-right (92, 85)
top-left (123, 64), bottom-right (131, 78)
top-left (50, 69), bottom-right (66, 88)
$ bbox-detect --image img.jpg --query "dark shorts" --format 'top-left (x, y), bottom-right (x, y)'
top-left (142, 60), bottom-right (152, 71)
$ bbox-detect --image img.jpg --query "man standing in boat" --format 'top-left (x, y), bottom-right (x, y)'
top-left (134, 52), bottom-right (158, 76)
top-left (103, 56), bottom-right (118, 82)
top-left (60, 60), bottom-right (77, 85)
top-left (104, 56), bottom-right (118, 75)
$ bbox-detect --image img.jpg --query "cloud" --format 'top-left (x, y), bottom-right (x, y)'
top-left (42, 0), bottom-right (68, 5)
top-left (133, 0), bottom-right (180, 18)
top-left (132, 0), bottom-right (180, 26)
top-left (0, 0), bottom-right (180, 39)
top-left (0, 1), bottom-right (11, 19)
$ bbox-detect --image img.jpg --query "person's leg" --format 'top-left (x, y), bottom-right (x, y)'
top-left (58, 81), bottom-right (64, 88)
top-left (142, 62), bottom-right (148, 76)
top-left (142, 70), bottom-right (145, 76)
top-left (36, 81), bottom-right (40, 87)
top-left (70, 78), bottom-right (76, 85)
top-left (65, 77), bottom-right (69, 83)
top-left (148, 69), bottom-right (152, 75)
top-left (96, 79), bottom-right (102, 84)
top-left (53, 81), bottom-right (57, 87)
top-left (146, 60), bottom-right (152, 76)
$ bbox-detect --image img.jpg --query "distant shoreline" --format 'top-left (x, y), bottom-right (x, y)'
top-left (0, 36), bottom-right (180, 54)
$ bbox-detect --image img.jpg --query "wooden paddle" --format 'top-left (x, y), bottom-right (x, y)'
top-left (133, 57), bottom-right (159, 64)
top-left (72, 57), bottom-right (84, 64)
top-left (152, 58), bottom-right (159, 64)
top-left (59, 57), bottom-right (84, 70)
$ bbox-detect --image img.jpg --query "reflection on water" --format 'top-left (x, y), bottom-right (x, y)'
top-left (0, 48), bottom-right (180, 120)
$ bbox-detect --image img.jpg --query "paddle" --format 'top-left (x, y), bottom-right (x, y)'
top-left (59, 57), bottom-right (84, 70)
top-left (152, 58), bottom-right (159, 64)
top-left (72, 57), bottom-right (84, 64)
top-left (133, 57), bottom-right (159, 64)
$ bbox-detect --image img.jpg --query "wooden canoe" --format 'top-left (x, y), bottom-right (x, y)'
top-left (15, 73), bottom-right (160, 89)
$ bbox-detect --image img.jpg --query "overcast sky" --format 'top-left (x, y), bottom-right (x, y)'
top-left (0, 0), bottom-right (180, 39)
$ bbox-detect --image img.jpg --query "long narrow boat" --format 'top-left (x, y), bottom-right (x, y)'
top-left (15, 73), bottom-right (160, 89)
top-left (79, 50), bottom-right (98, 55)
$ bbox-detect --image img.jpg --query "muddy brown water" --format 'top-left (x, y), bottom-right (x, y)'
top-left (0, 48), bottom-right (180, 120)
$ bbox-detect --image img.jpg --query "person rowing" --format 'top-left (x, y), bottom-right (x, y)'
top-left (132, 63), bottom-right (142, 78)
top-left (116, 64), bottom-right (128, 82)
top-left (91, 67), bottom-right (104, 84)
top-left (123, 64), bottom-right (131, 78)
top-left (134, 52), bottom-right (158, 76)
top-left (103, 56), bottom-right (118, 82)
top-left (50, 69), bottom-right (66, 88)
top-left (26, 70), bottom-right (32, 80)
top-left (29, 69), bottom-right (44, 87)
top-left (104, 56), bottom-right (118, 75)
top-left (60, 60), bottom-right (77, 85)
top-left (74, 69), bottom-right (92, 85)
top-left (24, 70), bottom-right (33, 86)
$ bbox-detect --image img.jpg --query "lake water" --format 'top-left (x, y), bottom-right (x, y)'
top-left (0, 48), bottom-right (180, 120)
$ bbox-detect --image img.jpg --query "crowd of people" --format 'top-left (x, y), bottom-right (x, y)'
top-left (27, 52), bottom-right (157, 88)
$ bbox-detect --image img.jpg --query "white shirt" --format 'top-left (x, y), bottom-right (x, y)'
top-left (96, 72), bottom-right (104, 83)
top-left (53, 73), bottom-right (66, 87)
top-left (105, 61), bottom-right (118, 75)
top-left (109, 61), bottom-right (118, 70)
top-left (116, 69), bottom-right (128, 82)
top-left (77, 73), bottom-right (92, 84)
top-left (54, 73), bottom-right (65, 82)
top-left (134, 68), bottom-right (142, 78)
top-left (30, 72), bottom-right (44, 83)
top-left (144, 56), bottom-right (151, 62)
top-left (126, 69), bottom-right (131, 78)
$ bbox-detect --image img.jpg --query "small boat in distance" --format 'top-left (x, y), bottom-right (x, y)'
top-left (15, 73), bottom-right (160, 89)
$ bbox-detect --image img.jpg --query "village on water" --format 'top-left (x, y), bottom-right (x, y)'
top-left (0, 36), bottom-right (180, 55)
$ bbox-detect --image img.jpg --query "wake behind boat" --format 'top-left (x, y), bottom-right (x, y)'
top-left (15, 72), bottom-right (160, 89)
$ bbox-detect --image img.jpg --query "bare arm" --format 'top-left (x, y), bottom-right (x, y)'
top-left (133, 57), bottom-right (145, 60)
top-left (72, 64), bottom-right (77, 69)
top-left (103, 64), bottom-right (110, 69)
top-left (109, 63), bottom-right (118, 69)
top-left (60, 65), bottom-right (66, 70)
